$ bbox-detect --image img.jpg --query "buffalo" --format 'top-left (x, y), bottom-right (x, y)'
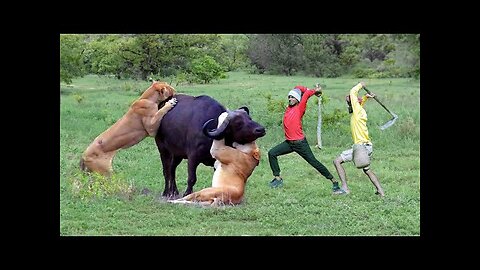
top-left (155, 94), bottom-right (266, 199)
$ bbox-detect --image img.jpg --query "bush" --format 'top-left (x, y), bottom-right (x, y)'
top-left (190, 55), bottom-right (226, 84)
top-left (398, 116), bottom-right (418, 139)
top-left (70, 172), bottom-right (135, 200)
top-left (353, 68), bottom-right (372, 78)
top-left (264, 93), bottom-right (286, 113)
top-left (322, 108), bottom-right (349, 126)
top-left (122, 82), bottom-right (134, 92)
top-left (267, 98), bottom-right (286, 113)
top-left (73, 93), bottom-right (84, 103)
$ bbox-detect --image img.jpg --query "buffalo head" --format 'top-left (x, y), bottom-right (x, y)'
top-left (202, 107), bottom-right (266, 144)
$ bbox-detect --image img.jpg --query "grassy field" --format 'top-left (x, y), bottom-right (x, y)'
top-left (60, 71), bottom-right (420, 236)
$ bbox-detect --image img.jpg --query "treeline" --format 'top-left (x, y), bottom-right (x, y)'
top-left (60, 34), bottom-right (419, 84)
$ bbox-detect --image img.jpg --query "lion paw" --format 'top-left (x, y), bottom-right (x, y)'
top-left (166, 98), bottom-right (177, 108)
top-left (169, 97), bottom-right (177, 105)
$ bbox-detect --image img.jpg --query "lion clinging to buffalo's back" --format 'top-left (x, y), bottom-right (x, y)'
top-left (80, 81), bottom-right (177, 176)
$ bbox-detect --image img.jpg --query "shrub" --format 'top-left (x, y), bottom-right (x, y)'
top-left (70, 172), bottom-right (135, 200)
top-left (122, 82), bottom-right (134, 92)
top-left (267, 99), bottom-right (286, 113)
top-left (398, 116), bottom-right (418, 139)
top-left (264, 93), bottom-right (286, 113)
top-left (73, 93), bottom-right (84, 103)
top-left (322, 108), bottom-right (349, 126)
top-left (352, 68), bottom-right (375, 78)
top-left (190, 55), bottom-right (226, 84)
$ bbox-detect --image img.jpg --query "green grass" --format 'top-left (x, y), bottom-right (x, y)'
top-left (60, 72), bottom-right (420, 236)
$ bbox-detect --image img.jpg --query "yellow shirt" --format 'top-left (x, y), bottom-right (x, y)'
top-left (349, 83), bottom-right (372, 145)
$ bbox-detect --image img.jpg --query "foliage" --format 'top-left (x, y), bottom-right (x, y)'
top-left (302, 34), bottom-right (346, 77)
top-left (61, 34), bottom-right (420, 84)
top-left (190, 55), bottom-right (225, 84)
top-left (246, 34), bottom-right (305, 76)
top-left (268, 34), bottom-right (304, 76)
top-left (398, 116), bottom-right (418, 139)
top-left (60, 34), bottom-right (87, 84)
top-left (72, 93), bottom-right (84, 103)
top-left (122, 81), bottom-right (135, 92)
top-left (70, 172), bottom-right (135, 201)
top-left (322, 108), bottom-right (349, 126)
top-left (218, 34), bottom-right (251, 71)
top-left (361, 34), bottom-right (396, 62)
top-left (266, 96), bottom-right (287, 113)
top-left (83, 34), bottom-right (125, 76)
top-left (245, 34), bottom-right (271, 74)
top-left (388, 34), bottom-right (420, 79)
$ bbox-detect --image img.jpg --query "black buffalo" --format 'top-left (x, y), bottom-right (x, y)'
top-left (155, 94), bottom-right (266, 198)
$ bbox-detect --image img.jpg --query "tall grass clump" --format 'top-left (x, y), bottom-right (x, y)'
top-left (69, 172), bottom-right (135, 201)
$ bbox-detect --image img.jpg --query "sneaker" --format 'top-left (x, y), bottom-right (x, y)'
top-left (332, 182), bottom-right (349, 195)
top-left (332, 182), bottom-right (340, 192)
top-left (269, 178), bottom-right (284, 188)
top-left (333, 188), bottom-right (349, 195)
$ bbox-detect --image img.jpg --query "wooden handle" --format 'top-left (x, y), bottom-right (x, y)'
top-left (363, 86), bottom-right (394, 116)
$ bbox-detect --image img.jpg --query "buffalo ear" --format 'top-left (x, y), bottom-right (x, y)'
top-left (238, 106), bottom-right (250, 115)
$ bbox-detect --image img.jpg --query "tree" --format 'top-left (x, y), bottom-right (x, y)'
top-left (218, 34), bottom-right (250, 71)
top-left (190, 55), bottom-right (225, 84)
top-left (246, 34), bottom-right (271, 74)
top-left (302, 34), bottom-right (347, 77)
top-left (389, 34), bottom-right (420, 78)
top-left (269, 34), bottom-right (304, 76)
top-left (246, 34), bottom-right (303, 76)
top-left (109, 34), bottom-right (227, 81)
top-left (60, 34), bottom-right (86, 84)
top-left (361, 34), bottom-right (395, 62)
top-left (82, 34), bottom-right (125, 76)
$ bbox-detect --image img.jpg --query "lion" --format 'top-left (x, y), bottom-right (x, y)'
top-left (80, 81), bottom-right (177, 176)
top-left (169, 111), bottom-right (262, 206)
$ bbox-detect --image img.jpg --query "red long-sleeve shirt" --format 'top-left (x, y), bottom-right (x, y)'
top-left (283, 86), bottom-right (316, 140)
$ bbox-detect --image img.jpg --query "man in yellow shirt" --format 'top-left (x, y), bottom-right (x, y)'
top-left (333, 82), bottom-right (385, 197)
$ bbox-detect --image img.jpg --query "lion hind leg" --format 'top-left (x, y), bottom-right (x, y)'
top-left (169, 187), bottom-right (223, 205)
top-left (190, 187), bottom-right (241, 206)
top-left (81, 145), bottom-right (116, 176)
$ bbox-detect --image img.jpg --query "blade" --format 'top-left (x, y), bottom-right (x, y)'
top-left (380, 113), bottom-right (398, 130)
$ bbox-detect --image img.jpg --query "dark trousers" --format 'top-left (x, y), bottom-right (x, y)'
top-left (268, 138), bottom-right (334, 180)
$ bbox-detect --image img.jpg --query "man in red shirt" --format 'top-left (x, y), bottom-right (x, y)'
top-left (268, 85), bottom-right (340, 193)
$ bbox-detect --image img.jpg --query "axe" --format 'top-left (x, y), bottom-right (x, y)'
top-left (363, 86), bottom-right (398, 130)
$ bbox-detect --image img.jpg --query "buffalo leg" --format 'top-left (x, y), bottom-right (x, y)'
top-left (184, 158), bottom-right (200, 196)
top-left (159, 150), bottom-right (173, 198)
top-left (159, 151), bottom-right (181, 199)
top-left (168, 156), bottom-right (183, 199)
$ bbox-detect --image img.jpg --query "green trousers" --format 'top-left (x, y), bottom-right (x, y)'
top-left (268, 138), bottom-right (334, 180)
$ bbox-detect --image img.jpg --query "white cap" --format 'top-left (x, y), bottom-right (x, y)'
top-left (288, 89), bottom-right (301, 102)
